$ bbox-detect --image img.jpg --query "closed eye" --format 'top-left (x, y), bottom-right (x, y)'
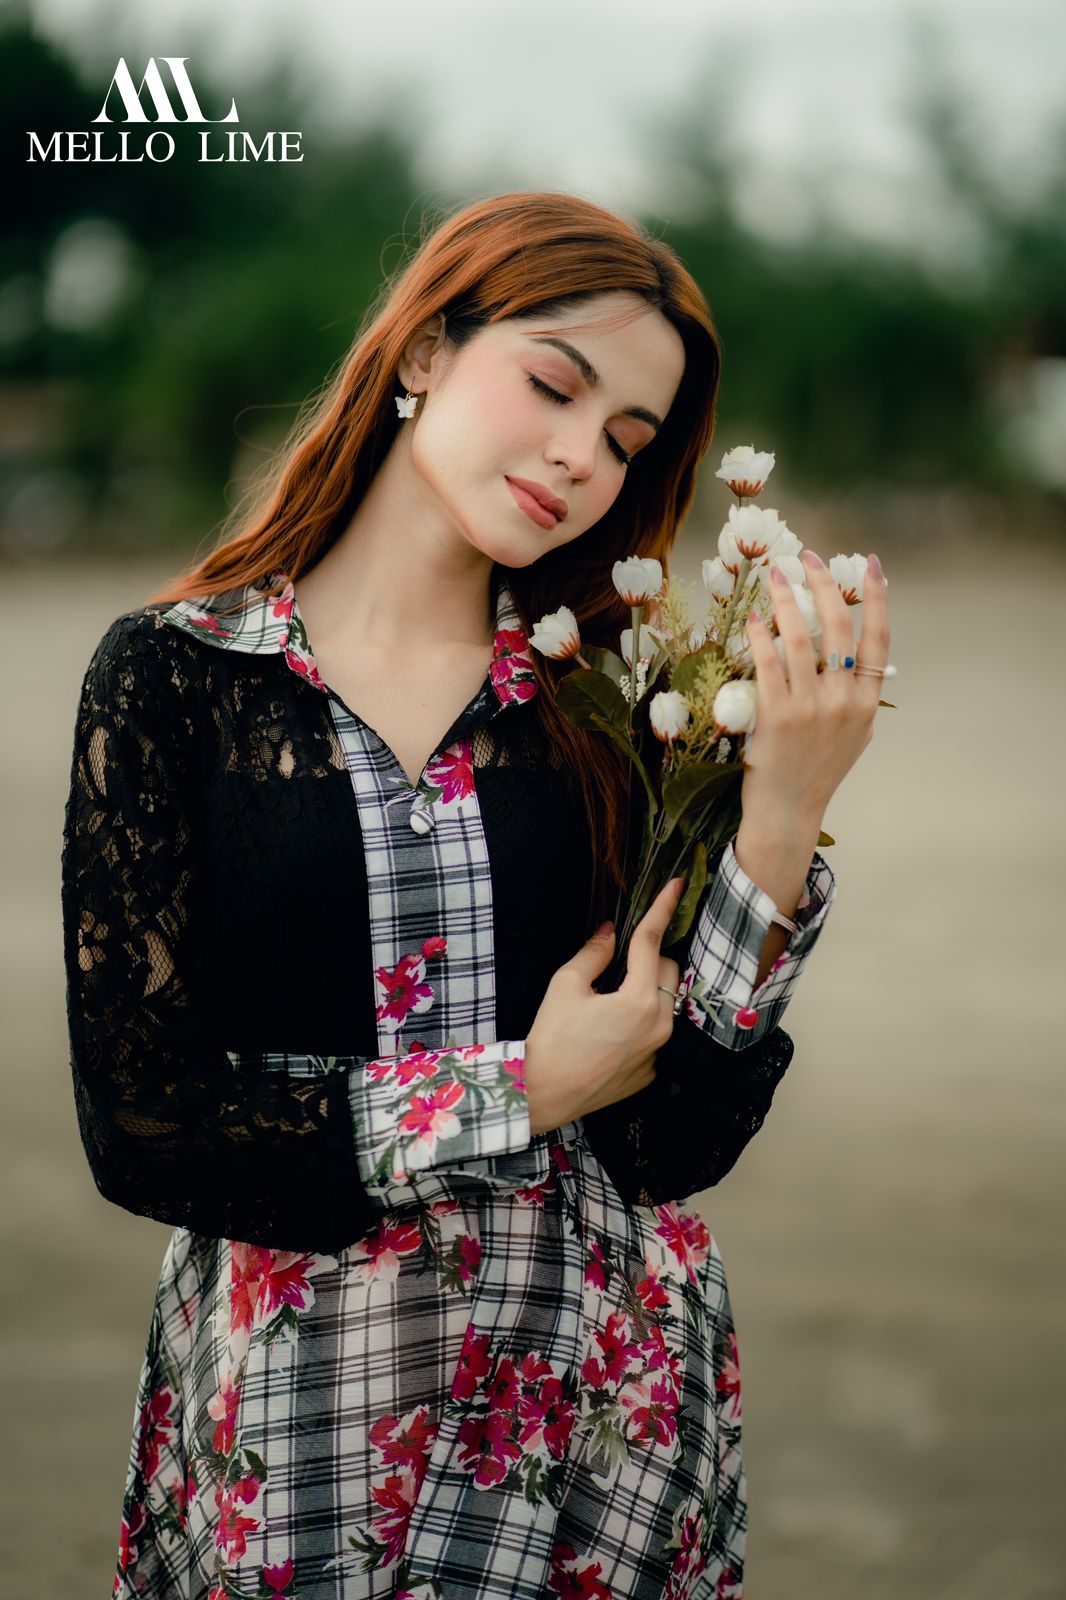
top-left (527, 374), bottom-right (631, 467)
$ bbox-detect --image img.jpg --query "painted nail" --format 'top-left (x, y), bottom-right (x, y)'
top-left (868, 551), bottom-right (884, 582)
top-left (801, 548), bottom-right (825, 570)
top-left (748, 609), bottom-right (760, 627)
top-left (770, 565), bottom-right (787, 586)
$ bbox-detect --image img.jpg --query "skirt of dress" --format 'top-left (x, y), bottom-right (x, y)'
top-left (110, 1134), bottom-right (746, 1600)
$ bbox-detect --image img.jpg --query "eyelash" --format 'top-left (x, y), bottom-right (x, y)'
top-left (526, 374), bottom-right (632, 466)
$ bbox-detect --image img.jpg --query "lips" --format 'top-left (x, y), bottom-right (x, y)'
top-left (505, 476), bottom-right (568, 523)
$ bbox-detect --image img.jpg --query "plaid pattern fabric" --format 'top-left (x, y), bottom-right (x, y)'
top-left (107, 570), bottom-right (836, 1599)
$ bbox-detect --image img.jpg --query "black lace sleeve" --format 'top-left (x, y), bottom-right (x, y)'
top-left (579, 1020), bottom-right (795, 1208)
top-left (60, 612), bottom-right (387, 1255)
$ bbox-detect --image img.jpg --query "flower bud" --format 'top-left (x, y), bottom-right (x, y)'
top-left (649, 689), bottom-right (692, 744)
top-left (612, 555), bottom-right (663, 606)
top-left (529, 605), bottom-right (581, 660)
top-left (712, 679), bottom-right (758, 734)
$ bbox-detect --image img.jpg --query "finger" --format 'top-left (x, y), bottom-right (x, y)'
top-left (623, 877), bottom-right (684, 994)
top-left (768, 565), bottom-right (819, 698)
top-left (854, 552), bottom-right (890, 708)
top-left (799, 550), bottom-right (857, 689)
top-left (745, 603), bottom-right (787, 704)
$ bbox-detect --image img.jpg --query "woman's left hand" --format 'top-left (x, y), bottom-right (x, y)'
top-left (739, 550), bottom-right (891, 826)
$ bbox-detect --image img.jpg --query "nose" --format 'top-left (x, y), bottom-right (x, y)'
top-left (546, 421), bottom-right (596, 484)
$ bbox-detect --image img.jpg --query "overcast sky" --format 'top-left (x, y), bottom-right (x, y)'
top-left (27, 0), bottom-right (1066, 264)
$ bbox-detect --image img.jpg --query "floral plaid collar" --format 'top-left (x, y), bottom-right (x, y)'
top-left (159, 567), bottom-right (538, 710)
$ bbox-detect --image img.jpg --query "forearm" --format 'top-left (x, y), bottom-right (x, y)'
top-left (733, 805), bottom-right (825, 990)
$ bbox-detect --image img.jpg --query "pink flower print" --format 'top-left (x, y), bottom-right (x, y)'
top-left (483, 1354), bottom-right (519, 1414)
top-left (353, 1218), bottom-right (424, 1285)
top-left (369, 1469), bottom-right (421, 1567)
top-left (115, 1500), bottom-right (147, 1587)
top-left (635, 1261), bottom-right (671, 1313)
top-left (262, 1558), bottom-right (295, 1594)
top-left (375, 952), bottom-right (436, 1033)
top-left (213, 1473), bottom-right (263, 1564)
top-left (490, 628), bottom-right (539, 706)
top-left (618, 1372), bottom-right (679, 1448)
top-left (519, 1349), bottom-right (553, 1387)
top-left (665, 1510), bottom-right (710, 1600)
top-left (255, 1250), bottom-right (325, 1319)
top-left (165, 1475), bottom-right (188, 1533)
top-left (456, 1408), bottom-right (522, 1488)
top-left (548, 1539), bottom-right (614, 1599)
top-left (391, 1048), bottom-right (446, 1088)
top-left (455, 1231), bottom-right (482, 1285)
top-left (654, 1202), bottom-right (712, 1287)
top-left (422, 935), bottom-right (447, 960)
top-left (135, 1384), bottom-right (175, 1486)
top-left (284, 642), bottom-right (330, 693)
top-left (502, 1052), bottom-right (526, 1093)
top-left (451, 1326), bottom-right (493, 1403)
top-left (514, 1174), bottom-right (556, 1206)
top-left (716, 1566), bottom-right (743, 1599)
top-left (581, 1310), bottom-right (640, 1390)
top-left (518, 1374), bottom-right (576, 1461)
top-left (369, 1404), bottom-right (439, 1475)
top-left (549, 1142), bottom-right (573, 1175)
top-left (715, 1327), bottom-right (743, 1422)
top-left (639, 1324), bottom-right (683, 1391)
top-left (398, 1080), bottom-right (466, 1166)
top-left (230, 1241), bottom-right (272, 1338)
top-left (428, 1197), bottom-right (460, 1217)
top-left (207, 1367), bottom-right (242, 1456)
top-left (183, 609), bottom-right (235, 639)
top-left (423, 742), bottom-right (475, 803)
top-left (584, 1238), bottom-right (609, 1292)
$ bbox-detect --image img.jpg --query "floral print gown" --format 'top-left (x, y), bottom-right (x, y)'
top-left (63, 569), bottom-right (836, 1599)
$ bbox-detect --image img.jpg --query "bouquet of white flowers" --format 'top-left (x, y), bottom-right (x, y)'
top-left (529, 443), bottom-right (894, 988)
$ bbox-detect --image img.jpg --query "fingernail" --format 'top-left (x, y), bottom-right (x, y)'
top-left (800, 548), bottom-right (825, 570)
top-left (594, 919), bottom-right (613, 938)
top-left (770, 565), bottom-right (787, 586)
top-left (748, 609), bottom-right (760, 627)
top-left (672, 876), bottom-right (685, 900)
top-left (868, 551), bottom-right (884, 582)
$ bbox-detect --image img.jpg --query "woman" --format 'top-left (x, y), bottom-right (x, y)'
top-left (62, 191), bottom-right (888, 1598)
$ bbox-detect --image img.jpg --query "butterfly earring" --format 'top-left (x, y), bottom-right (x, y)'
top-left (395, 380), bottom-right (418, 419)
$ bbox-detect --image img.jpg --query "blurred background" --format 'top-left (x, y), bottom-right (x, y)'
top-left (2, 0), bottom-right (1063, 1593)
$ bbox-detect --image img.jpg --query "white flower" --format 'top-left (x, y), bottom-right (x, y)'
top-left (719, 504), bottom-right (791, 562)
top-left (756, 552), bottom-right (805, 588)
top-left (716, 444), bottom-right (776, 496)
top-left (649, 690), bottom-right (692, 743)
top-left (529, 605), bottom-right (582, 660)
top-left (749, 526), bottom-right (803, 568)
top-left (612, 555), bottom-right (663, 606)
top-left (829, 552), bottom-right (867, 604)
top-left (619, 623), bottom-right (665, 667)
top-left (702, 556), bottom-right (734, 597)
top-left (713, 679), bottom-right (759, 734)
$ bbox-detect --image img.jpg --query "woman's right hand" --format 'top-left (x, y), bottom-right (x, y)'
top-left (524, 876), bottom-right (685, 1136)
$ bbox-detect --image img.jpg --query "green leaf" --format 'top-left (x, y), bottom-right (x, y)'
top-left (664, 841), bottom-right (708, 947)
top-left (817, 828), bottom-right (835, 846)
top-left (578, 644), bottom-right (627, 686)
top-left (662, 761), bottom-right (742, 833)
top-left (669, 642), bottom-right (725, 699)
top-left (557, 667), bottom-right (629, 731)
top-left (588, 714), bottom-right (659, 819)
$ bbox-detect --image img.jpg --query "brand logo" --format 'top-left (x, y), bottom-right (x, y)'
top-left (27, 57), bottom-right (303, 163)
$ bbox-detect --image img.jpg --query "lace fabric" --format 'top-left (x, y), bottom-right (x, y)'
top-left (61, 605), bottom-right (798, 1251)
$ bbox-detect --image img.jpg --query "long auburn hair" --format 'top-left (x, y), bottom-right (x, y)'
top-left (143, 190), bottom-right (723, 931)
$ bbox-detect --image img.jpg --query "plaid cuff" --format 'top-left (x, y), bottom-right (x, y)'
top-left (351, 1039), bottom-right (540, 1209)
top-left (680, 837), bottom-right (837, 1051)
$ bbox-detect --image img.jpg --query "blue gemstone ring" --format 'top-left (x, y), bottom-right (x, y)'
top-left (843, 655), bottom-right (856, 669)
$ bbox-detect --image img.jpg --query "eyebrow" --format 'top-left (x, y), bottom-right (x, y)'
top-left (526, 335), bottom-right (664, 432)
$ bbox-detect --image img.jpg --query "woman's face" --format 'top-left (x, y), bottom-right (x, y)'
top-left (407, 291), bottom-right (687, 567)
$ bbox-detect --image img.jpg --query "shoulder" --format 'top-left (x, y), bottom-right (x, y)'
top-left (78, 606), bottom-right (215, 739)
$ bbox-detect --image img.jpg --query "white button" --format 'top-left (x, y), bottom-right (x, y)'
top-left (409, 807), bottom-right (434, 834)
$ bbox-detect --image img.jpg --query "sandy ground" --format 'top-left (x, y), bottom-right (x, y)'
top-left (2, 544), bottom-right (1064, 1597)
